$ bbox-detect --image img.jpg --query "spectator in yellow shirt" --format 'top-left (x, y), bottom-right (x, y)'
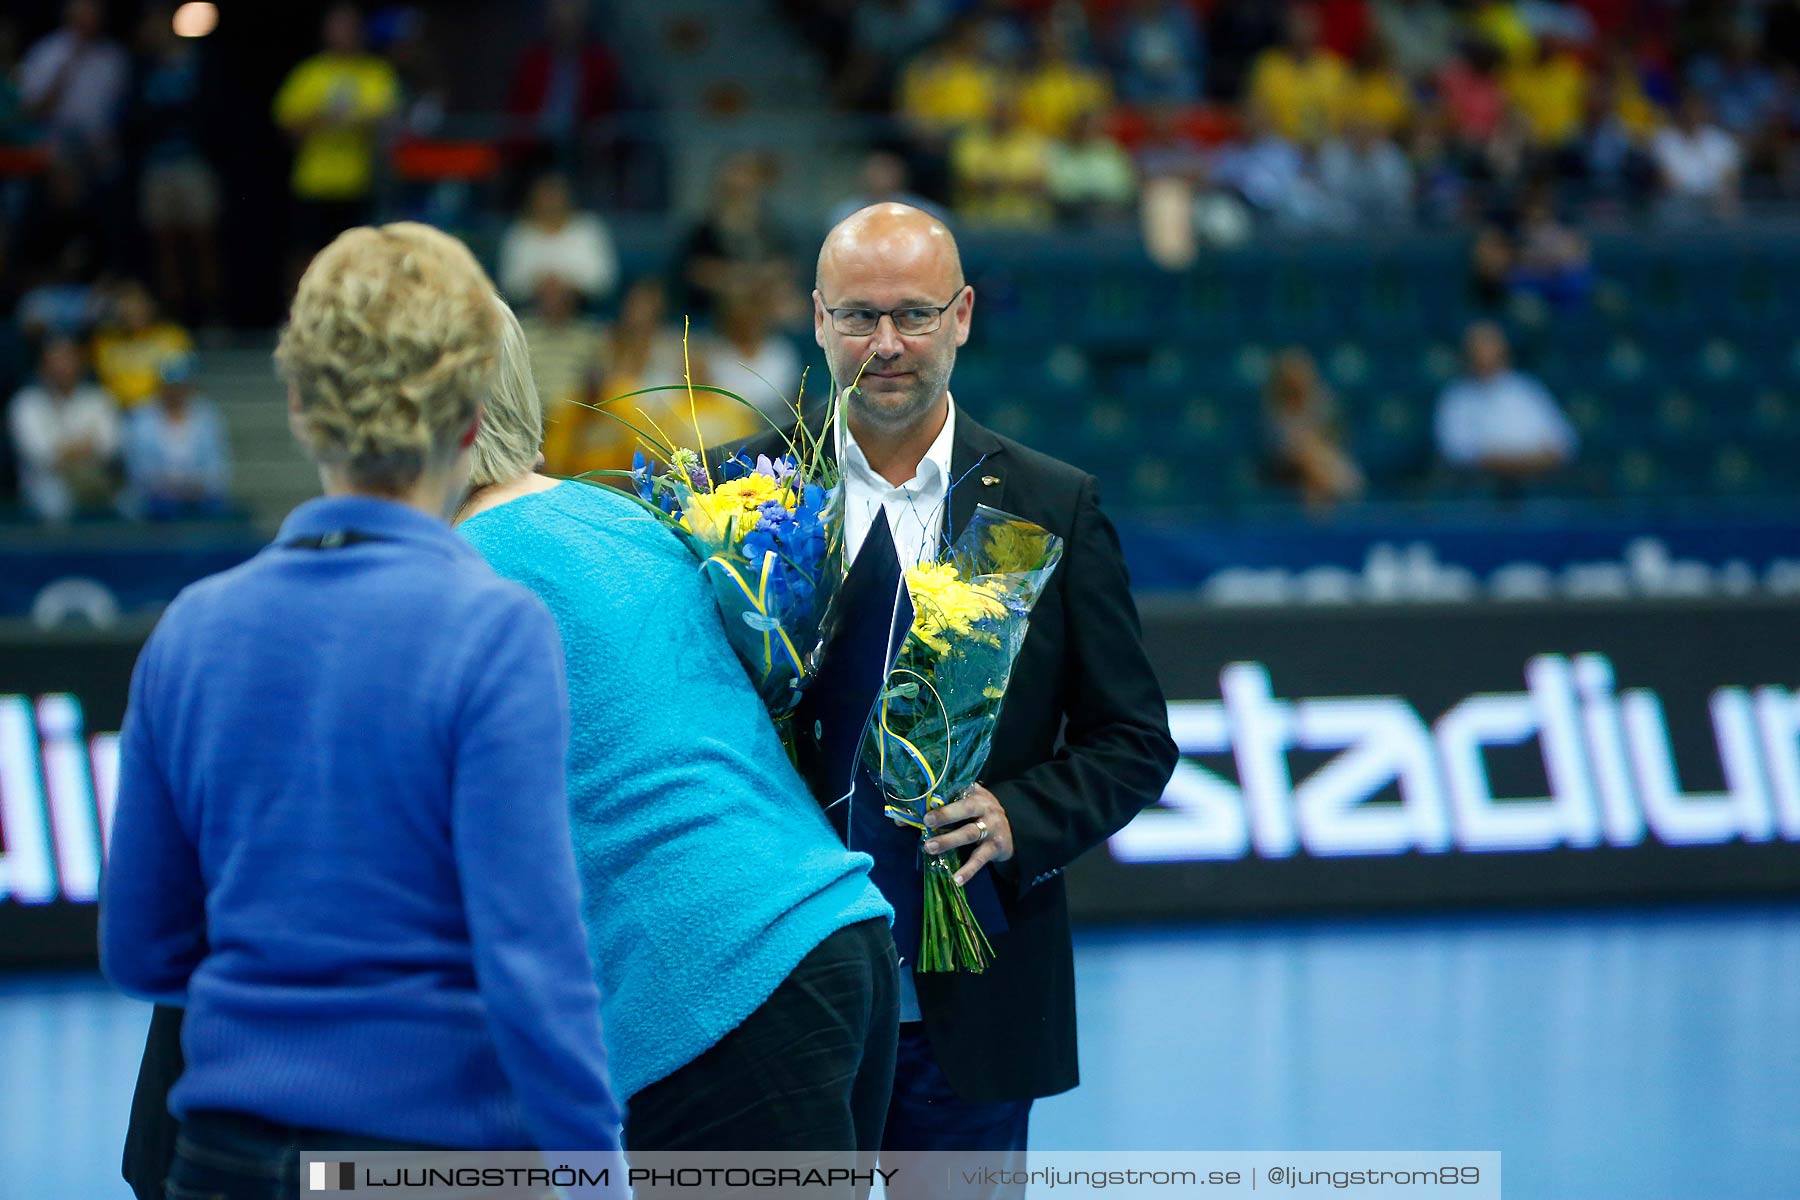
top-left (1345, 41), bottom-right (1414, 138)
top-left (1471, 1), bottom-right (1536, 68)
top-left (273, 4), bottom-right (398, 281)
top-left (1249, 6), bottom-right (1352, 146)
top-left (1017, 26), bottom-right (1111, 139)
top-left (1506, 42), bottom-right (1589, 147)
top-left (898, 17), bottom-right (1002, 141)
top-left (92, 281), bottom-right (194, 410)
top-left (950, 93), bottom-right (1054, 228)
top-left (1602, 46), bottom-right (1663, 138)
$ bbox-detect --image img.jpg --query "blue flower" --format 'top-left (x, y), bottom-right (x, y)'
top-left (631, 451), bottom-right (654, 502)
top-left (631, 451), bottom-right (678, 514)
top-left (740, 490), bottom-right (828, 616)
top-left (754, 454), bottom-right (798, 485)
top-left (718, 450), bottom-right (756, 483)
top-left (742, 526), bottom-right (775, 564)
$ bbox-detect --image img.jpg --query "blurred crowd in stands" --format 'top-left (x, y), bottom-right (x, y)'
top-left (492, 151), bottom-right (815, 480)
top-left (5, 268), bottom-right (233, 523)
top-left (2, 0), bottom-right (1797, 524)
top-left (1265, 318), bottom-right (1578, 512)
top-left (0, 0), bottom-right (642, 521)
top-left (791, 0), bottom-right (1800, 237)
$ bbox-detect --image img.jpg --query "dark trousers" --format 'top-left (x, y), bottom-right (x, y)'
top-left (880, 1021), bottom-right (1032, 1200)
top-left (124, 1004), bottom-right (185, 1200)
top-left (164, 1110), bottom-right (452, 1200)
top-left (624, 918), bottom-right (900, 1153)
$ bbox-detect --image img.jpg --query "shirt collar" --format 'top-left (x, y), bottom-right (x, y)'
top-left (840, 393), bottom-right (957, 494)
top-left (276, 494), bottom-right (479, 560)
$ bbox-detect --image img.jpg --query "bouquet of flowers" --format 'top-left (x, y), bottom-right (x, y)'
top-left (580, 364), bottom-right (847, 732)
top-left (617, 416), bottom-right (843, 728)
top-left (862, 505), bottom-right (1064, 973)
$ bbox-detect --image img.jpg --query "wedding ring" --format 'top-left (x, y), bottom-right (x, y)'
top-left (976, 819), bottom-right (990, 843)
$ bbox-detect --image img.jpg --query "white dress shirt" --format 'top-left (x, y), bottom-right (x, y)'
top-left (840, 394), bottom-right (957, 570)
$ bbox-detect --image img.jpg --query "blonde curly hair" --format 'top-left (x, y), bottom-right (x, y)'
top-left (276, 222), bottom-right (500, 494)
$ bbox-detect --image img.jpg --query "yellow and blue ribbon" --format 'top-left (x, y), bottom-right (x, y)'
top-left (705, 550), bottom-right (805, 684)
top-left (874, 667), bottom-right (953, 829)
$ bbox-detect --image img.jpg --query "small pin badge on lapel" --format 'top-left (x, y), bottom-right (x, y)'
top-left (981, 475), bottom-right (1001, 487)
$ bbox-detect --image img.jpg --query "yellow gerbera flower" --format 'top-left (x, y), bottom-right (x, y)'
top-left (905, 562), bottom-right (1010, 656)
top-left (679, 474), bottom-right (796, 541)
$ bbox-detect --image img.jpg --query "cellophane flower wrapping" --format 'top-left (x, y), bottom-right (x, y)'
top-left (861, 504), bottom-right (1064, 972)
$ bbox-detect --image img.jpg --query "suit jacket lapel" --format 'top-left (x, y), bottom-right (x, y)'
top-left (948, 411), bottom-right (1007, 545)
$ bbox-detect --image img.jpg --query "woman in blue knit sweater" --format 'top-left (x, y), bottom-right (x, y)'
top-left (103, 225), bottom-right (623, 1198)
top-left (454, 298), bottom-right (900, 1153)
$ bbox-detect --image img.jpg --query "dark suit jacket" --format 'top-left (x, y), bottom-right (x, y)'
top-left (724, 407), bottom-right (1179, 1103)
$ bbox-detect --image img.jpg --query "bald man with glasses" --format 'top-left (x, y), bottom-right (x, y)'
top-left (722, 204), bottom-right (1178, 1193)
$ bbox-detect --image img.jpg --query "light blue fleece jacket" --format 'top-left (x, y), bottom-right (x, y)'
top-left (461, 481), bottom-right (892, 1099)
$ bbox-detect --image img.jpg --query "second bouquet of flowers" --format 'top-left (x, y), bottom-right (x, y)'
top-left (861, 504), bottom-right (1064, 973)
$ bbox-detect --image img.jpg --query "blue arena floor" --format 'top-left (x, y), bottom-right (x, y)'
top-left (3, 903), bottom-right (1796, 1199)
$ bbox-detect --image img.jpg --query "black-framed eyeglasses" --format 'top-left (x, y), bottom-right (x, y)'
top-left (821, 286), bottom-right (968, 337)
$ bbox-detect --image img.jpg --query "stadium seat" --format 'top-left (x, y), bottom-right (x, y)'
top-left (928, 234), bottom-right (1800, 514)
top-left (1649, 388), bottom-right (1705, 449)
top-left (1599, 445), bottom-right (1663, 498)
top-left (1749, 388), bottom-right (1800, 441)
top-left (1352, 392), bottom-right (1434, 490)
